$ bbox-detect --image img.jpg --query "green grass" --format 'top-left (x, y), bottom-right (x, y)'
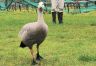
top-left (0, 10), bottom-right (96, 66)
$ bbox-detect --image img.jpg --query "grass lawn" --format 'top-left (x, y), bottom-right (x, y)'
top-left (0, 10), bottom-right (96, 66)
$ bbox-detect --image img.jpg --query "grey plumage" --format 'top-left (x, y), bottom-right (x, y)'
top-left (19, 21), bottom-right (48, 48)
top-left (19, 4), bottom-right (48, 48)
top-left (19, 2), bottom-right (48, 64)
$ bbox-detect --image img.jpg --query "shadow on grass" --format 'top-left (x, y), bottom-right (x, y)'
top-left (29, 59), bottom-right (48, 66)
top-left (90, 23), bottom-right (96, 26)
top-left (78, 55), bottom-right (96, 62)
top-left (30, 57), bottom-right (59, 66)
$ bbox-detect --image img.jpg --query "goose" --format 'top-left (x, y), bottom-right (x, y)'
top-left (19, 2), bottom-right (48, 64)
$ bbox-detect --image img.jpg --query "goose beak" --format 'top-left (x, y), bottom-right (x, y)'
top-left (39, 7), bottom-right (43, 12)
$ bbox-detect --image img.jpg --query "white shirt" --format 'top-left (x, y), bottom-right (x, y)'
top-left (51, 0), bottom-right (64, 12)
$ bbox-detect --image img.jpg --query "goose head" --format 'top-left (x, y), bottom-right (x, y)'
top-left (38, 2), bottom-right (45, 13)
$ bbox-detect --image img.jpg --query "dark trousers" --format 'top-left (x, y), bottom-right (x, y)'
top-left (52, 12), bottom-right (56, 23)
top-left (52, 12), bottom-right (63, 24)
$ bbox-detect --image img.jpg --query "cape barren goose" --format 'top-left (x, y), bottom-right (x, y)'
top-left (19, 2), bottom-right (48, 64)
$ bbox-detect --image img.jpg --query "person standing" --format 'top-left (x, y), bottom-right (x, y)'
top-left (51, 0), bottom-right (64, 24)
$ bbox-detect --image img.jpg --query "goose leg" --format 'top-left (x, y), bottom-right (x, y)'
top-left (36, 45), bottom-right (43, 61)
top-left (29, 48), bottom-right (37, 65)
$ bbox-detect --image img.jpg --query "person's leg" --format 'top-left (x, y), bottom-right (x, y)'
top-left (52, 12), bottom-right (56, 23)
top-left (95, 1), bottom-right (96, 5)
top-left (58, 12), bottom-right (63, 24)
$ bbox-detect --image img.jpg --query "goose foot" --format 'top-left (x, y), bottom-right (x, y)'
top-left (32, 60), bottom-right (37, 65)
top-left (36, 53), bottom-right (43, 61)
